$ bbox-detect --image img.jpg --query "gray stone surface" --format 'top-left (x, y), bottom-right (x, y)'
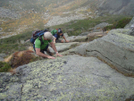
top-left (125, 17), bottom-right (134, 29)
top-left (44, 15), bottom-right (86, 27)
top-left (106, 29), bottom-right (132, 35)
top-left (0, 55), bottom-right (134, 100)
top-left (71, 29), bottom-right (134, 75)
top-left (87, 31), bottom-right (107, 41)
top-left (0, 7), bottom-right (20, 19)
top-left (78, 32), bottom-right (90, 36)
top-left (98, 0), bottom-right (134, 15)
top-left (49, 42), bottom-right (79, 53)
top-left (0, 53), bottom-right (6, 61)
top-left (0, 73), bottom-right (22, 100)
top-left (93, 22), bottom-right (112, 32)
top-left (52, 33), bottom-right (88, 43)
top-left (124, 17), bottom-right (134, 36)
top-left (66, 36), bottom-right (88, 42)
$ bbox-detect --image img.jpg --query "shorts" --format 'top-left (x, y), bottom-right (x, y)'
top-left (33, 44), bottom-right (49, 53)
top-left (40, 45), bottom-right (49, 53)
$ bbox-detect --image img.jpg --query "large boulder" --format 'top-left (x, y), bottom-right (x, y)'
top-left (87, 31), bottom-right (107, 41)
top-left (49, 42), bottom-right (79, 53)
top-left (125, 17), bottom-right (134, 29)
top-left (71, 29), bottom-right (134, 76)
top-left (0, 55), bottom-right (134, 100)
top-left (62, 32), bottom-right (106, 42)
top-left (62, 33), bottom-right (88, 42)
top-left (93, 22), bottom-right (112, 32)
top-left (125, 17), bottom-right (134, 36)
top-left (66, 36), bottom-right (88, 42)
top-left (0, 53), bottom-right (6, 61)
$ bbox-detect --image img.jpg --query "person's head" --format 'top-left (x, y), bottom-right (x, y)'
top-left (57, 28), bottom-right (63, 36)
top-left (58, 28), bottom-right (62, 34)
top-left (43, 32), bottom-right (54, 40)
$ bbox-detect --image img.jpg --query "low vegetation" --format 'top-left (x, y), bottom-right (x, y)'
top-left (0, 30), bottom-right (32, 54)
top-left (102, 17), bottom-right (132, 31)
top-left (0, 12), bottom-right (47, 36)
top-left (0, 61), bottom-right (11, 72)
top-left (51, 15), bottom-right (132, 36)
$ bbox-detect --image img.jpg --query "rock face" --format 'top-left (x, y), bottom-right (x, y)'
top-left (87, 32), bottom-right (107, 41)
top-left (72, 29), bottom-right (134, 76)
top-left (0, 7), bottom-right (20, 19)
top-left (124, 17), bottom-right (134, 36)
top-left (44, 15), bottom-right (86, 27)
top-left (125, 17), bottom-right (134, 29)
top-left (98, 0), bottom-right (134, 15)
top-left (49, 42), bottom-right (79, 53)
top-left (93, 22), bottom-right (112, 32)
top-left (0, 55), bottom-right (134, 100)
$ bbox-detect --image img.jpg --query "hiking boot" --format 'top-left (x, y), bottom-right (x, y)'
top-left (46, 51), bottom-right (54, 56)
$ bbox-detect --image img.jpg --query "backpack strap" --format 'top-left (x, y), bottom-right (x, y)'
top-left (38, 30), bottom-right (48, 45)
top-left (39, 36), bottom-right (44, 46)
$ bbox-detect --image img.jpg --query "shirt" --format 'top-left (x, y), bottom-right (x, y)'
top-left (35, 36), bottom-right (52, 50)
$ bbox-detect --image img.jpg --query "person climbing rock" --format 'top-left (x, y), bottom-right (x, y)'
top-left (34, 32), bottom-right (62, 59)
top-left (51, 28), bottom-right (69, 43)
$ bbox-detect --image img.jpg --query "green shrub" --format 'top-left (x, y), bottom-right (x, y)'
top-left (0, 61), bottom-right (11, 72)
top-left (103, 17), bottom-right (132, 31)
top-left (115, 17), bottom-right (132, 28)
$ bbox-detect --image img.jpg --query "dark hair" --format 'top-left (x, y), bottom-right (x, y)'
top-left (58, 28), bottom-right (62, 33)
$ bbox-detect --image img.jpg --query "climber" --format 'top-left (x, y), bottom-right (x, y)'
top-left (34, 32), bottom-right (62, 59)
top-left (51, 28), bottom-right (69, 43)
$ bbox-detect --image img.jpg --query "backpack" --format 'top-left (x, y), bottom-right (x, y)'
top-left (30, 29), bottom-right (48, 45)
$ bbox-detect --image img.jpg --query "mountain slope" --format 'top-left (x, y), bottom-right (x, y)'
top-left (0, 0), bottom-right (134, 39)
top-left (98, 0), bottom-right (134, 15)
top-left (0, 0), bottom-right (134, 19)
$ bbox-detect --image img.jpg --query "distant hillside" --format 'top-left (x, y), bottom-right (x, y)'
top-left (0, 0), bottom-right (134, 39)
top-left (1, 0), bottom-right (133, 18)
top-left (98, 0), bottom-right (134, 15)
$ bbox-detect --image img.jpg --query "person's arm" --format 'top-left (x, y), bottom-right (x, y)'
top-left (62, 35), bottom-right (69, 43)
top-left (53, 37), bottom-right (56, 43)
top-left (49, 42), bottom-right (62, 57)
top-left (35, 48), bottom-right (55, 59)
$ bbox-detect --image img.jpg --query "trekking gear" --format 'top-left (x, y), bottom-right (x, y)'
top-left (30, 29), bottom-right (48, 45)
